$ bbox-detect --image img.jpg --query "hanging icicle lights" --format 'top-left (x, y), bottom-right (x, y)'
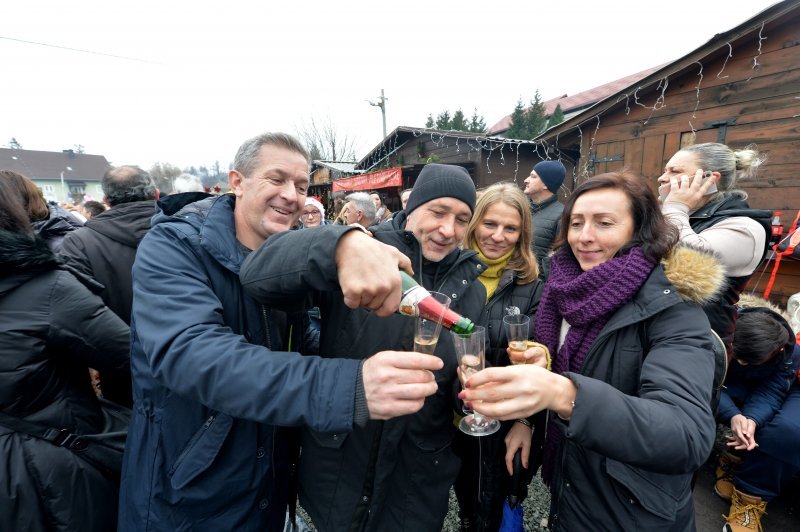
top-left (360, 18), bottom-right (793, 184)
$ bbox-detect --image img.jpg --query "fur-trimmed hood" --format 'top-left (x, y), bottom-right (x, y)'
top-left (738, 293), bottom-right (792, 322)
top-left (0, 230), bottom-right (59, 275)
top-left (661, 245), bottom-right (726, 305)
top-left (0, 229), bottom-right (104, 297)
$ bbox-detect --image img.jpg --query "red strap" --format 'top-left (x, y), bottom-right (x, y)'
top-left (762, 210), bottom-right (800, 299)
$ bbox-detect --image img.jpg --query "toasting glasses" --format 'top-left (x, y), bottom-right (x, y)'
top-left (451, 326), bottom-right (500, 436)
top-left (413, 292), bottom-right (451, 355)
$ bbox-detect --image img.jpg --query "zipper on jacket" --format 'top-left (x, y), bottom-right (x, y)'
top-left (260, 305), bottom-right (273, 350)
top-left (169, 414), bottom-right (216, 476)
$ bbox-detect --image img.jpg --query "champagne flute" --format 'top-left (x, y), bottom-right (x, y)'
top-left (413, 292), bottom-right (451, 355)
top-left (503, 314), bottom-right (530, 365)
top-left (451, 326), bottom-right (500, 437)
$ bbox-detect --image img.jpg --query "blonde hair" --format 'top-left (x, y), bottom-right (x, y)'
top-left (680, 142), bottom-right (764, 199)
top-left (464, 182), bottom-right (539, 284)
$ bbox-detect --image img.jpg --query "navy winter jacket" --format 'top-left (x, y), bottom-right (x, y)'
top-left (118, 193), bottom-right (361, 531)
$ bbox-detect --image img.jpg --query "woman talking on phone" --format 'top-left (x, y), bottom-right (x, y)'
top-left (658, 142), bottom-right (771, 351)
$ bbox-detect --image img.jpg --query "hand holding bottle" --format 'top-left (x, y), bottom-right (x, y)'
top-left (335, 230), bottom-right (413, 316)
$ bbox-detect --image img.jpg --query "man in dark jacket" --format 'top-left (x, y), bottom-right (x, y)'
top-left (118, 132), bottom-right (443, 532)
top-left (61, 165), bottom-right (158, 325)
top-left (241, 163), bottom-right (488, 532)
top-left (523, 160), bottom-right (565, 278)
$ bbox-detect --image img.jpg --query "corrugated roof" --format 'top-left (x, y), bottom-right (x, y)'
top-left (313, 160), bottom-right (362, 174)
top-left (0, 148), bottom-right (110, 181)
top-left (486, 64), bottom-right (666, 136)
top-left (357, 126), bottom-right (542, 170)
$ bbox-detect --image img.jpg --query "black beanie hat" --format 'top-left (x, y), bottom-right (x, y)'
top-left (405, 164), bottom-right (476, 215)
top-left (533, 160), bottom-right (566, 194)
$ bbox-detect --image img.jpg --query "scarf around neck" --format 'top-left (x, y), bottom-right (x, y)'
top-left (536, 246), bottom-right (655, 485)
top-left (473, 247), bottom-right (515, 301)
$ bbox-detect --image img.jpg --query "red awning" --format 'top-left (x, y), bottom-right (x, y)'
top-left (332, 167), bottom-right (401, 192)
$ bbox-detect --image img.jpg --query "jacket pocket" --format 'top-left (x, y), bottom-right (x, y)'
top-left (613, 347), bottom-right (643, 395)
top-left (168, 413), bottom-right (234, 490)
top-left (605, 458), bottom-right (688, 521)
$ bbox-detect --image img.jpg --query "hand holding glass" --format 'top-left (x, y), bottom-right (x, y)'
top-left (503, 314), bottom-right (530, 365)
top-left (452, 326), bottom-right (500, 436)
top-left (413, 292), bottom-right (451, 355)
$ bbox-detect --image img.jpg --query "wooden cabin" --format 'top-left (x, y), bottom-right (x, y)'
top-left (354, 126), bottom-right (563, 208)
top-left (533, 0), bottom-right (800, 305)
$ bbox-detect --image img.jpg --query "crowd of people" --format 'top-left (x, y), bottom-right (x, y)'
top-left (0, 134), bottom-right (798, 532)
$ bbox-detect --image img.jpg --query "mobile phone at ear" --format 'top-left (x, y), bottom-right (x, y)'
top-left (701, 171), bottom-right (718, 195)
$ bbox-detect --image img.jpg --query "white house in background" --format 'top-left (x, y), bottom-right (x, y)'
top-left (0, 148), bottom-right (110, 204)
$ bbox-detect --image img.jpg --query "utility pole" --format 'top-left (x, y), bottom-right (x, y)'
top-left (369, 89), bottom-right (388, 138)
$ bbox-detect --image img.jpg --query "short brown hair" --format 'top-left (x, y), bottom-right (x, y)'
top-left (556, 171), bottom-right (678, 263)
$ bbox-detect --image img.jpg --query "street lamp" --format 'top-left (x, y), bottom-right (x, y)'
top-left (60, 166), bottom-right (73, 204)
top-left (368, 89), bottom-right (388, 138)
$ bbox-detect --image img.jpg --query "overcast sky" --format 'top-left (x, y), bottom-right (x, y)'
top-left (2, 0), bottom-right (780, 171)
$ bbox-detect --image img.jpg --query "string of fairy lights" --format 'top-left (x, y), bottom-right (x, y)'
top-left (359, 14), bottom-right (794, 191)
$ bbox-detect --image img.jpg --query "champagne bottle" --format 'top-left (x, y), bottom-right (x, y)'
top-left (398, 271), bottom-right (474, 334)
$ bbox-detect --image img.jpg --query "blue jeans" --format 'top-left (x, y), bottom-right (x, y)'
top-left (726, 383), bottom-right (800, 500)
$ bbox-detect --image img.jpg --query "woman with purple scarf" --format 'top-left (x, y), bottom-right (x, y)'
top-left (459, 172), bottom-right (723, 531)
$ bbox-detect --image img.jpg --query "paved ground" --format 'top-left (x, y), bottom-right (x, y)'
top-left (693, 450), bottom-right (799, 532)
top-left (298, 451), bottom-right (799, 531)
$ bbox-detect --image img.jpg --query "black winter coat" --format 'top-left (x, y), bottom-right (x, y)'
top-left (454, 270), bottom-right (543, 530)
top-left (547, 247), bottom-right (720, 531)
top-left (530, 195), bottom-right (563, 278)
top-left (32, 203), bottom-right (83, 252)
top-left (61, 199), bottom-right (156, 325)
top-left (0, 230), bottom-right (131, 532)
top-left (241, 212), bottom-right (487, 532)
top-left (481, 270), bottom-right (543, 367)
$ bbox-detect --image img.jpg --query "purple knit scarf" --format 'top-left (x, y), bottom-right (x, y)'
top-left (536, 246), bottom-right (655, 485)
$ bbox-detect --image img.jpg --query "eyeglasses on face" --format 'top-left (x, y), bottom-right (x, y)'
top-left (302, 210), bottom-right (320, 217)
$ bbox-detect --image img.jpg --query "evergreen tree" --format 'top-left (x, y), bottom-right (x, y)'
top-left (506, 98), bottom-right (528, 139)
top-left (424, 108), bottom-right (486, 133)
top-left (505, 91), bottom-right (550, 139)
top-left (450, 109), bottom-right (468, 132)
top-left (435, 110), bottom-right (452, 130)
top-left (468, 108), bottom-right (486, 133)
top-left (525, 90), bottom-right (548, 138)
top-left (547, 104), bottom-right (566, 129)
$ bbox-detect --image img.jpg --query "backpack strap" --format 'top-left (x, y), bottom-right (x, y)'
top-left (0, 410), bottom-right (89, 451)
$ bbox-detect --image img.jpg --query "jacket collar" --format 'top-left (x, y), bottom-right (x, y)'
top-left (154, 192), bottom-right (244, 274)
top-left (529, 194), bottom-right (558, 213)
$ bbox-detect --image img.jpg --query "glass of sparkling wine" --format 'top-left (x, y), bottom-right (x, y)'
top-left (413, 292), bottom-right (451, 355)
top-left (503, 314), bottom-right (530, 365)
top-left (451, 326), bottom-right (500, 437)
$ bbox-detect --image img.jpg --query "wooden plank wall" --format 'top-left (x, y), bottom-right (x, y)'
top-left (558, 12), bottom-right (800, 305)
top-left (576, 15), bottom-right (800, 222)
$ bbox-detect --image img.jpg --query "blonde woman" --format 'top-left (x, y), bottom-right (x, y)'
top-left (453, 181), bottom-right (545, 531)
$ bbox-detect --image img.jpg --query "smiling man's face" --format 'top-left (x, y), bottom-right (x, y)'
top-left (405, 197), bottom-right (472, 262)
top-left (230, 144), bottom-right (309, 249)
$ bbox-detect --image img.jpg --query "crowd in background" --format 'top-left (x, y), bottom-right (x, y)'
top-left (0, 136), bottom-right (798, 532)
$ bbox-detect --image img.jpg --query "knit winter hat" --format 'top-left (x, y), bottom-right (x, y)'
top-left (533, 160), bottom-right (566, 194)
top-left (305, 196), bottom-right (325, 219)
top-left (405, 164), bottom-right (476, 215)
